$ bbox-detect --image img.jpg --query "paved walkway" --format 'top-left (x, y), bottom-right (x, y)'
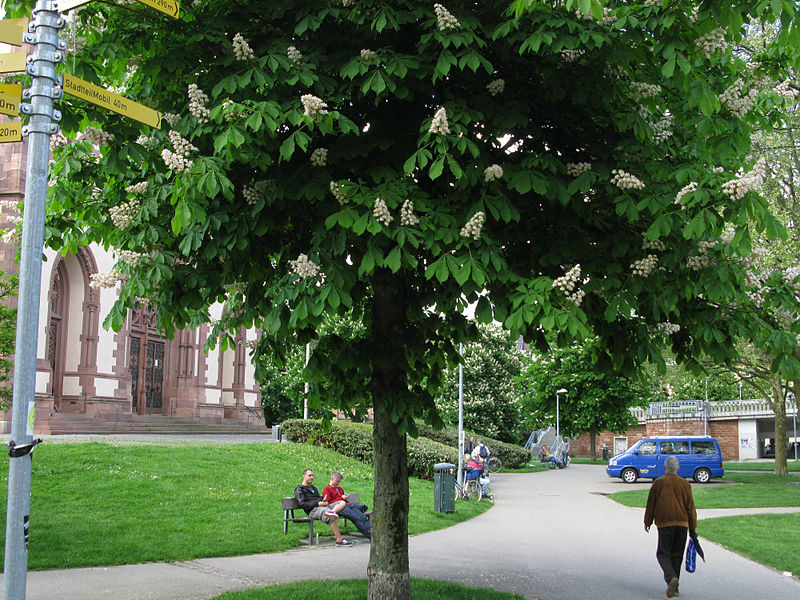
top-left (7, 465), bottom-right (800, 600)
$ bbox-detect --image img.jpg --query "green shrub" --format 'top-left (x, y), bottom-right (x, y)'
top-left (416, 424), bottom-right (530, 469)
top-left (281, 419), bottom-right (458, 480)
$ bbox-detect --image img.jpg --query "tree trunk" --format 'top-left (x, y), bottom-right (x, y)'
top-left (589, 431), bottom-right (597, 461)
top-left (368, 271), bottom-right (411, 600)
top-left (769, 376), bottom-right (788, 476)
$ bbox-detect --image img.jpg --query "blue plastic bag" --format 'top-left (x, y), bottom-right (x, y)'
top-left (685, 538), bottom-right (697, 573)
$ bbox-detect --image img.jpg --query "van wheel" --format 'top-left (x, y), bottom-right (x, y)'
top-left (621, 468), bottom-right (638, 483)
top-left (693, 468), bottom-right (711, 483)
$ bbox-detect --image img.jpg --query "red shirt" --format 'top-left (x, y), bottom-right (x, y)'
top-left (322, 484), bottom-right (348, 504)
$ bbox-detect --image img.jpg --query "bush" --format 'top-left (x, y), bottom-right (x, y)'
top-left (281, 419), bottom-right (458, 480)
top-left (416, 423), bottom-right (530, 469)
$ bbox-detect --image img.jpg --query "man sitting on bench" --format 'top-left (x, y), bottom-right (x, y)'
top-left (294, 469), bottom-right (352, 546)
top-left (323, 471), bottom-right (371, 540)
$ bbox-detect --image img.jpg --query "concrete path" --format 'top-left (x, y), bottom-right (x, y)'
top-left (8, 465), bottom-right (800, 600)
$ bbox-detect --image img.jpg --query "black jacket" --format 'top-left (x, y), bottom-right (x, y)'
top-left (294, 484), bottom-right (322, 514)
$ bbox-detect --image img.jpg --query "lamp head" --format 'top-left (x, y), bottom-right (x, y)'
top-left (556, 388), bottom-right (568, 394)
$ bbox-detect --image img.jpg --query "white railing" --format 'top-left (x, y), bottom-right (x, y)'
top-left (630, 398), bottom-right (798, 422)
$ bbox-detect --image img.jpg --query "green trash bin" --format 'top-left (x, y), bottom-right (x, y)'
top-left (602, 446), bottom-right (610, 461)
top-left (433, 462), bottom-right (455, 513)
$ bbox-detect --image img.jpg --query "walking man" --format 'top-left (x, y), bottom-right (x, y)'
top-left (644, 456), bottom-right (697, 598)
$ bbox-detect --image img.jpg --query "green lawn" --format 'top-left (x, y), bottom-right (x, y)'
top-left (0, 441), bottom-right (491, 570)
top-left (724, 460), bottom-right (800, 471)
top-left (211, 579), bottom-right (524, 600)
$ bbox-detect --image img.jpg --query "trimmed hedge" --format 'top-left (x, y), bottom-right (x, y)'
top-left (415, 424), bottom-right (530, 469)
top-left (281, 419), bottom-right (458, 480)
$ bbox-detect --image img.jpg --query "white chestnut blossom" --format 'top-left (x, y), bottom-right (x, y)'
top-left (1, 227), bottom-right (21, 244)
top-left (434, 4), bottom-right (460, 30)
top-left (330, 181), bottom-right (348, 204)
top-left (642, 239), bottom-right (666, 251)
top-left (287, 46), bottom-right (303, 64)
top-left (674, 181), bottom-right (698, 205)
top-left (115, 250), bottom-right (147, 266)
top-left (125, 181), bottom-right (149, 195)
top-left (242, 185), bottom-right (259, 204)
top-left (695, 28), bottom-right (727, 58)
top-left (656, 322), bottom-right (681, 335)
top-left (360, 49), bottom-right (377, 62)
top-left (774, 79), bottom-right (798, 101)
top-left (486, 79), bottom-right (505, 96)
top-left (232, 33), bottom-right (255, 61)
top-left (342, 0), bottom-right (355, 6)
top-left (718, 79), bottom-right (758, 118)
top-left (721, 158), bottom-right (767, 200)
top-left (460, 211), bottom-right (485, 240)
top-left (50, 132), bottom-right (70, 150)
top-left (162, 113), bottom-right (181, 127)
top-left (161, 149), bottom-right (193, 172)
top-left (631, 254), bottom-right (658, 277)
top-left (109, 197), bottom-right (141, 230)
top-left (301, 94), bottom-right (328, 117)
top-left (89, 272), bottom-right (122, 289)
top-left (566, 162), bottom-right (591, 177)
top-left (310, 148), bottom-right (328, 167)
top-left (429, 106), bottom-right (450, 134)
top-left (289, 254), bottom-right (321, 279)
top-left (630, 82), bottom-right (661, 100)
top-left (553, 264), bottom-right (581, 294)
top-left (400, 199), bottom-right (419, 226)
top-left (559, 49), bottom-right (585, 63)
top-left (81, 126), bottom-right (114, 145)
top-left (610, 169), bottom-right (645, 190)
top-left (188, 84), bottom-right (210, 124)
top-left (484, 164), bottom-right (503, 182)
top-left (373, 198), bottom-right (393, 226)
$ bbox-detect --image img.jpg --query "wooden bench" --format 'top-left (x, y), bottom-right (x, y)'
top-left (282, 492), bottom-right (370, 545)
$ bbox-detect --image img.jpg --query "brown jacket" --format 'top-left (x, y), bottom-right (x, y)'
top-left (644, 473), bottom-right (697, 530)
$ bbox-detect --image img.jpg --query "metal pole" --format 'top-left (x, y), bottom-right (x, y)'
top-left (3, 4), bottom-right (64, 599)
top-left (457, 343), bottom-right (464, 487)
top-left (303, 343), bottom-right (309, 419)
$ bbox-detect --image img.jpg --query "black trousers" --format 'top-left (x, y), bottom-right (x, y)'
top-left (656, 526), bottom-right (688, 583)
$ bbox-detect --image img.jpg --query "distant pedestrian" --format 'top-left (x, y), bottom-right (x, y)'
top-left (644, 456), bottom-right (697, 598)
top-left (464, 435), bottom-right (475, 461)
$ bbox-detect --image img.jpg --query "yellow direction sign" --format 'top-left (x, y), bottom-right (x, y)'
top-left (134, 0), bottom-right (180, 19)
top-left (0, 18), bottom-right (29, 47)
top-left (0, 52), bottom-right (27, 74)
top-left (63, 74), bottom-right (161, 129)
top-left (0, 121), bottom-right (22, 143)
top-left (0, 84), bottom-right (22, 117)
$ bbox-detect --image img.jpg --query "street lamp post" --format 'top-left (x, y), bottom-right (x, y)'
top-left (556, 389), bottom-right (568, 439)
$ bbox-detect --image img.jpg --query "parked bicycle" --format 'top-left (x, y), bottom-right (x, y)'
top-left (454, 471), bottom-right (483, 500)
top-left (484, 456), bottom-right (502, 473)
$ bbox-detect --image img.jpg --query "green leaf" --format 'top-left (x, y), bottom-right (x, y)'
top-left (386, 246), bottom-right (402, 272)
top-left (429, 155), bottom-right (445, 180)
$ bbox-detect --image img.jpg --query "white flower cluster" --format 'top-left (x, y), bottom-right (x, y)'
top-left (687, 241), bottom-right (716, 271)
top-left (109, 197), bottom-right (142, 230)
top-left (162, 113), bottom-right (181, 127)
top-left (484, 164), bottom-right (503, 182)
top-left (656, 322), bottom-right (681, 335)
top-left (400, 199), bottom-right (419, 226)
top-left (575, 6), bottom-right (615, 25)
top-left (289, 254), bottom-right (320, 279)
top-left (631, 254), bottom-right (658, 277)
top-left (330, 181), bottom-right (348, 204)
top-left (560, 49), bottom-right (585, 63)
top-left (688, 5), bottom-right (699, 22)
top-left (125, 181), bottom-right (149, 195)
top-left (774, 79), bottom-right (798, 101)
top-left (310, 148), bottom-right (328, 167)
top-left (301, 94), bottom-right (328, 117)
top-left (115, 250), bottom-right (147, 266)
top-left (342, 0), bottom-right (355, 6)
top-left (232, 33), bottom-right (255, 61)
top-left (222, 99), bottom-right (242, 122)
top-left (136, 133), bottom-right (159, 148)
top-left (610, 169), bottom-right (645, 190)
top-left (712, 166), bottom-right (725, 173)
top-left (695, 28), bottom-right (727, 58)
top-left (434, 4), bottom-right (460, 30)
top-left (674, 181), bottom-right (698, 205)
top-left (161, 130), bottom-right (198, 173)
top-left (718, 79), bottom-right (758, 118)
top-left (460, 211), bottom-right (485, 240)
top-left (91, 187), bottom-right (103, 200)
top-left (630, 82), bottom-right (661, 100)
top-left (566, 162), bottom-right (591, 177)
top-left (721, 158), bottom-right (767, 201)
top-left (429, 106), bottom-right (450, 134)
top-left (486, 79), bottom-right (505, 96)
top-left (89, 272), bottom-right (121, 289)
top-left (373, 198), bottom-right (393, 226)
top-left (651, 113), bottom-right (673, 144)
top-left (188, 84), bottom-right (210, 124)
top-left (287, 46), bottom-right (303, 64)
top-left (642, 239), bottom-right (666, 251)
top-left (360, 49), bottom-right (377, 62)
top-left (50, 133), bottom-right (70, 150)
top-left (82, 126), bottom-right (114, 145)
top-left (0, 200), bottom-right (17, 214)
top-left (243, 184), bottom-right (259, 204)
top-left (553, 264), bottom-right (585, 306)
top-left (644, 0), bottom-right (663, 6)
top-left (1, 227), bottom-right (21, 244)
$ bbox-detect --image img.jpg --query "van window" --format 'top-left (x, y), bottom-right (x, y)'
top-left (638, 441), bottom-right (657, 455)
top-left (661, 441), bottom-right (689, 455)
top-left (692, 441), bottom-right (716, 454)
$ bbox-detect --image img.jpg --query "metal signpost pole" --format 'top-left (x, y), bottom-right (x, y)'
top-left (457, 343), bottom-right (464, 487)
top-left (2, 3), bottom-right (63, 599)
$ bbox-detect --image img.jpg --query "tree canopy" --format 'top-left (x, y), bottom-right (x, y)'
top-left (9, 0), bottom-right (800, 596)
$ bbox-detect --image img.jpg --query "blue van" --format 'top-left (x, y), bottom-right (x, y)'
top-left (606, 436), bottom-right (724, 483)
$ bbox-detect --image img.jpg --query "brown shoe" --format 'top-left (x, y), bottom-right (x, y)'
top-left (666, 577), bottom-right (679, 598)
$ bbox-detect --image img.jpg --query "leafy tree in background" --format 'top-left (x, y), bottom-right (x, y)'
top-left (434, 322), bottom-right (527, 444)
top-left (643, 358), bottom-right (741, 403)
top-left (521, 337), bottom-right (642, 459)
top-left (9, 0), bottom-right (800, 596)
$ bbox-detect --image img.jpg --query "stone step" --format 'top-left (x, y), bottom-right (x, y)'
top-left (37, 411), bottom-right (270, 436)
